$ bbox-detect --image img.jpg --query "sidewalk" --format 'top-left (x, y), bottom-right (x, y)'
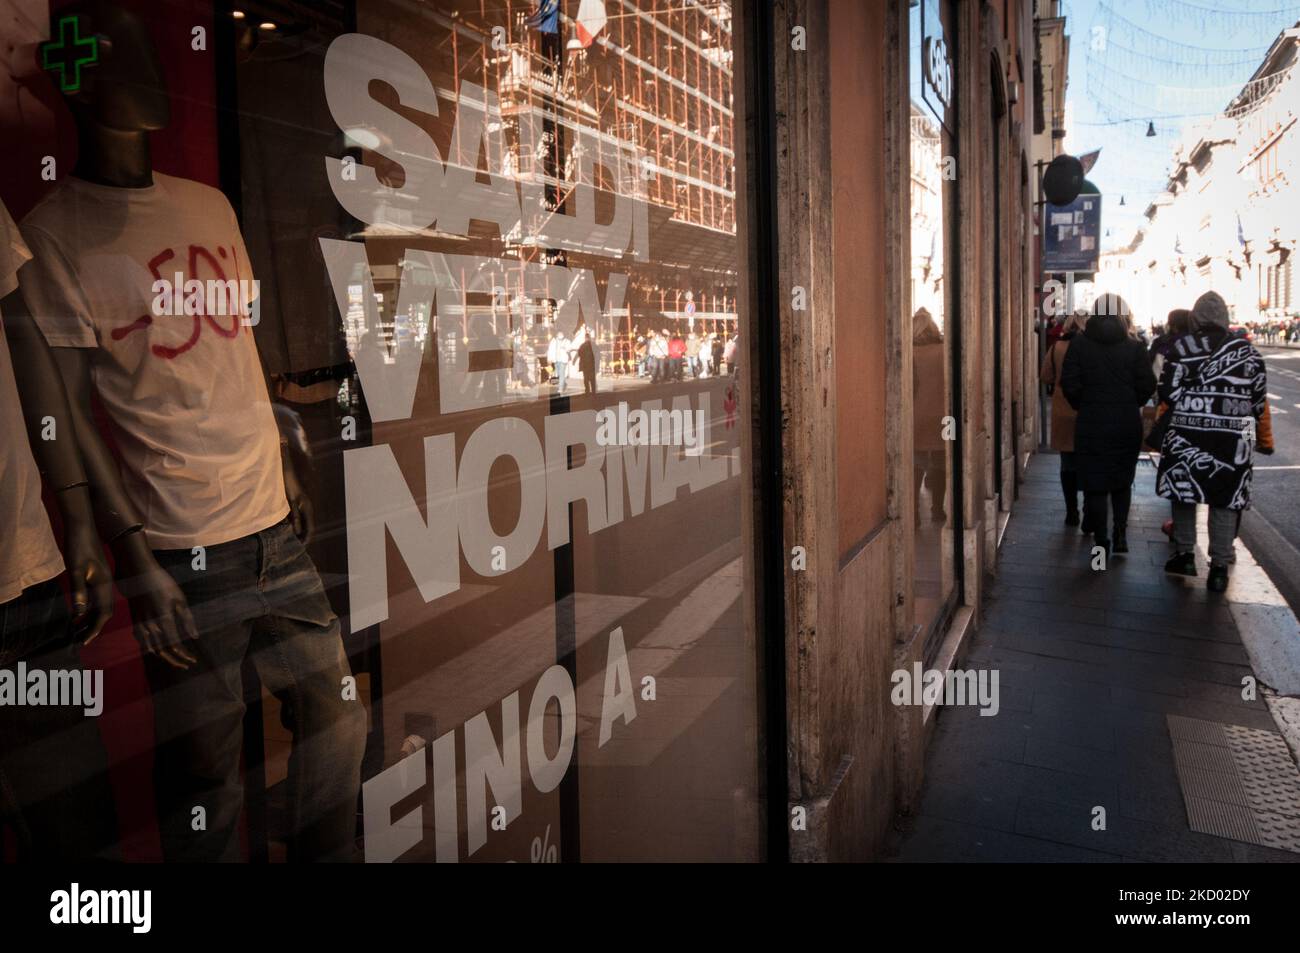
top-left (891, 453), bottom-right (1300, 862)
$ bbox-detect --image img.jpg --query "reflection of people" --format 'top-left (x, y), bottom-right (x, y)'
top-left (575, 325), bottom-right (597, 395)
top-left (1040, 311), bottom-right (1086, 527)
top-left (668, 329), bottom-right (686, 380)
top-left (547, 329), bottom-right (570, 393)
top-left (912, 309), bottom-right (947, 523)
top-left (511, 329), bottom-right (534, 387)
top-left (634, 332), bottom-right (647, 378)
top-left (1157, 291), bottom-right (1272, 591)
top-left (0, 200), bottom-right (118, 860)
top-left (18, 1), bottom-right (364, 862)
top-left (649, 329), bottom-right (669, 382)
top-left (1060, 295), bottom-right (1157, 558)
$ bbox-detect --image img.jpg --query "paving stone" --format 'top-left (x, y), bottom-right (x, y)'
top-left (1018, 763), bottom-right (1118, 809)
top-left (1014, 795), bottom-right (1236, 862)
top-left (892, 458), bottom-right (1300, 862)
top-left (894, 814), bottom-right (1122, 863)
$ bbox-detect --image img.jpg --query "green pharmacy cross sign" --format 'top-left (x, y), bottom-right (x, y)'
top-left (42, 16), bottom-right (99, 94)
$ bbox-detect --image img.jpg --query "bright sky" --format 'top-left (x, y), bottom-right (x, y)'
top-left (1061, 0), bottom-right (1300, 251)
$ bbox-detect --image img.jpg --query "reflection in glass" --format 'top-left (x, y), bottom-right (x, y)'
top-left (909, 3), bottom-right (957, 636)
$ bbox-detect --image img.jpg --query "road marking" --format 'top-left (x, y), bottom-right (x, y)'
top-left (1255, 465), bottom-right (1300, 470)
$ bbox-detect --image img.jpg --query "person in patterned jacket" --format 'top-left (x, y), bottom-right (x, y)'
top-left (1156, 291), bottom-right (1274, 591)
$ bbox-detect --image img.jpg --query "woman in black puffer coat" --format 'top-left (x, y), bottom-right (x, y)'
top-left (1060, 294), bottom-right (1157, 556)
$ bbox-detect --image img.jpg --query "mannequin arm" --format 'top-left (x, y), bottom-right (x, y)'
top-left (1, 290), bottom-right (113, 642)
top-left (48, 343), bottom-right (198, 669)
top-left (264, 370), bottom-right (314, 544)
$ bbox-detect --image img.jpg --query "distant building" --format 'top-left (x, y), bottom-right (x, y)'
top-left (1097, 25), bottom-right (1299, 330)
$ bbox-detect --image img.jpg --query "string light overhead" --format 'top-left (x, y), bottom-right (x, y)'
top-left (1082, 0), bottom-right (1300, 249)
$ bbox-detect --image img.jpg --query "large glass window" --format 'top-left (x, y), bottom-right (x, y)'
top-left (0, 0), bottom-right (762, 863)
top-left (909, 0), bottom-right (959, 639)
top-left (236, 0), bottom-right (763, 863)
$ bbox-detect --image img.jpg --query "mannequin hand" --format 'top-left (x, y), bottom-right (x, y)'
top-left (116, 557), bottom-right (199, 670)
top-left (64, 522), bottom-right (115, 645)
top-left (283, 456), bottom-right (314, 544)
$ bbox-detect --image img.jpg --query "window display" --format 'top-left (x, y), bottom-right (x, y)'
top-left (0, 0), bottom-right (761, 863)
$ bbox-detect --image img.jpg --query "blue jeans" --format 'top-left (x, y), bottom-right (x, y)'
top-left (553, 361), bottom-right (568, 392)
top-left (146, 519), bottom-right (365, 861)
top-left (0, 579), bottom-right (119, 860)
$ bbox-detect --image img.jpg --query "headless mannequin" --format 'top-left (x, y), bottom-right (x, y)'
top-left (43, 2), bottom-right (312, 666)
top-left (27, 3), bottom-right (359, 864)
top-left (37, 3), bottom-right (201, 666)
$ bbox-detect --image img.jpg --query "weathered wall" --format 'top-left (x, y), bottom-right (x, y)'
top-left (772, 0), bottom-right (1041, 860)
top-left (830, 0), bottom-right (890, 554)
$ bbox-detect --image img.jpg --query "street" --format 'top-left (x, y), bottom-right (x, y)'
top-left (1240, 345), bottom-right (1300, 614)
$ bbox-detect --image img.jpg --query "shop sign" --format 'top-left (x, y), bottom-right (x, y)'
top-left (320, 32), bottom-right (744, 862)
top-left (921, 0), bottom-right (955, 134)
top-left (1043, 194), bottom-right (1103, 274)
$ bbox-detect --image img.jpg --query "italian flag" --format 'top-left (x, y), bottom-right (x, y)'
top-left (575, 0), bottom-right (607, 48)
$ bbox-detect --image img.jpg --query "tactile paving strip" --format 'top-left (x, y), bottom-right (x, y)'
top-left (1167, 715), bottom-right (1300, 854)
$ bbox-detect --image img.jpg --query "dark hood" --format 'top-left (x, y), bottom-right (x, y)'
top-left (1084, 313), bottom-right (1127, 345)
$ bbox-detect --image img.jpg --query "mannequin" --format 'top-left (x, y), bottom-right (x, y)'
top-left (21, 1), bottom-right (364, 862)
top-left (0, 202), bottom-right (117, 860)
top-left (41, 3), bottom-right (196, 665)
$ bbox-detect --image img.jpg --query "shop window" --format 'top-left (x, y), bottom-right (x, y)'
top-left (1, 0), bottom-right (764, 864)
top-left (909, 0), bottom-right (960, 642)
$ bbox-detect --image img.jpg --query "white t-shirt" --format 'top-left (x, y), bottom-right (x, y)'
top-left (0, 202), bottom-right (64, 604)
top-left (19, 174), bottom-right (288, 550)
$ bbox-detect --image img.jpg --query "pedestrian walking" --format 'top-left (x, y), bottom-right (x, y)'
top-left (511, 330), bottom-right (534, 388)
top-left (576, 324), bottom-right (597, 395)
top-left (686, 331), bottom-right (702, 377)
top-left (668, 330), bottom-right (686, 380)
top-left (649, 330), bottom-right (669, 382)
top-left (1149, 308), bottom-right (1193, 383)
top-left (1040, 311), bottom-right (1088, 527)
top-left (1156, 291), bottom-right (1274, 591)
top-left (547, 329), bottom-right (570, 394)
top-left (1060, 294), bottom-right (1157, 557)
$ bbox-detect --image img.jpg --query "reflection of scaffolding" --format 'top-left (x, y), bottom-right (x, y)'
top-left (426, 0), bottom-right (736, 238)
top-left (909, 103), bottom-right (946, 333)
top-left (354, 1), bottom-right (743, 371)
